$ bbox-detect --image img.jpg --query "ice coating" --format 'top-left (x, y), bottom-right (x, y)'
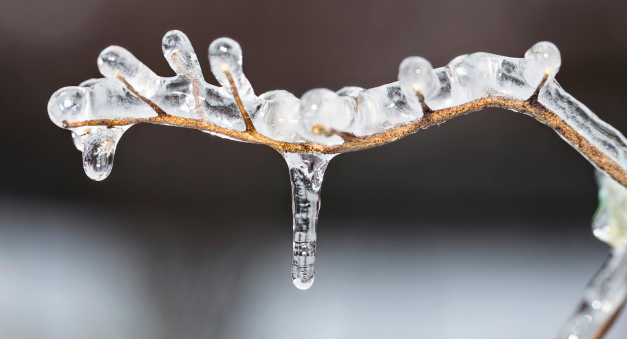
top-left (593, 170), bottom-right (627, 249)
top-left (47, 31), bottom-right (627, 168)
top-left (556, 248), bottom-right (627, 339)
top-left (48, 31), bottom-right (627, 291)
top-left (284, 153), bottom-right (334, 289)
top-left (555, 171), bottom-right (627, 339)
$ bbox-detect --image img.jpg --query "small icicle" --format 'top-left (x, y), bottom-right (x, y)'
top-left (80, 127), bottom-right (125, 181)
top-left (283, 152), bottom-right (336, 290)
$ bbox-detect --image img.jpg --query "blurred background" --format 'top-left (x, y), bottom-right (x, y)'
top-left (1, 0), bottom-right (627, 338)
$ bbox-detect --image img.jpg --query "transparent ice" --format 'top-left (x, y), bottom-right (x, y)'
top-left (556, 171), bottom-right (627, 339)
top-left (284, 153), bottom-right (335, 289)
top-left (48, 31), bottom-right (627, 297)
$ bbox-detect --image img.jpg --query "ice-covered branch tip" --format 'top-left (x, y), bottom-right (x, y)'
top-left (48, 31), bottom-right (627, 188)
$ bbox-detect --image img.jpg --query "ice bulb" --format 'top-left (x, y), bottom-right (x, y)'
top-left (398, 56), bottom-right (439, 100)
top-left (162, 30), bottom-right (203, 79)
top-left (299, 89), bottom-right (354, 135)
top-left (523, 41), bottom-right (561, 87)
top-left (82, 128), bottom-right (121, 181)
top-left (47, 87), bottom-right (88, 128)
top-left (209, 37), bottom-right (243, 90)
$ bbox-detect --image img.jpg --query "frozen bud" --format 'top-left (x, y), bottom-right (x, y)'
top-left (523, 41), bottom-right (561, 87)
top-left (209, 37), bottom-right (243, 90)
top-left (260, 90), bottom-right (296, 101)
top-left (398, 56), bottom-right (439, 100)
top-left (82, 128), bottom-right (123, 181)
top-left (208, 37), bottom-right (257, 107)
top-left (260, 90), bottom-right (301, 140)
top-left (98, 46), bottom-right (160, 97)
top-left (47, 87), bottom-right (89, 128)
top-left (162, 30), bottom-right (203, 79)
top-left (300, 89), bottom-right (354, 135)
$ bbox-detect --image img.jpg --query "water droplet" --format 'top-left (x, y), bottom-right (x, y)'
top-left (82, 128), bottom-right (121, 181)
top-left (398, 56), bottom-right (439, 100)
top-left (523, 41), bottom-right (561, 87)
top-left (71, 131), bottom-right (83, 151)
top-left (299, 89), bottom-right (354, 135)
top-left (284, 153), bottom-right (336, 290)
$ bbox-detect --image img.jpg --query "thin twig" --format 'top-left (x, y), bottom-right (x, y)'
top-left (222, 64), bottom-right (256, 133)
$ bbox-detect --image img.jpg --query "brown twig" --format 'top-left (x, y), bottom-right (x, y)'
top-left (413, 84), bottom-right (433, 115)
top-left (222, 64), bottom-right (255, 133)
top-left (171, 52), bottom-right (205, 121)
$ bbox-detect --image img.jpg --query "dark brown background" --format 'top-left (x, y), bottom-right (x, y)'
top-left (1, 0), bottom-right (627, 338)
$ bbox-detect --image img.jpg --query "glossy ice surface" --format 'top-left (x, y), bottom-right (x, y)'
top-left (593, 171), bottom-right (627, 249)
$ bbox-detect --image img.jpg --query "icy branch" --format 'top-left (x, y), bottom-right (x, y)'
top-left (47, 31), bottom-right (627, 294)
top-left (48, 31), bottom-right (627, 187)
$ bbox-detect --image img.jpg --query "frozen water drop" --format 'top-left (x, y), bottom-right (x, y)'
top-left (82, 128), bottom-right (122, 181)
top-left (259, 90), bottom-right (301, 140)
top-left (299, 89), bottom-right (354, 135)
top-left (284, 153), bottom-right (336, 290)
top-left (398, 56), bottom-right (439, 100)
top-left (98, 46), bottom-right (161, 97)
top-left (293, 273), bottom-right (315, 290)
top-left (71, 131), bottom-right (83, 151)
top-left (523, 41), bottom-right (561, 87)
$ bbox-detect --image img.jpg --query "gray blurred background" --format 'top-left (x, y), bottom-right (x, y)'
top-left (1, 0), bottom-right (627, 338)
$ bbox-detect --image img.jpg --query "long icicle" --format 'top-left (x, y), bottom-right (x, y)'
top-left (284, 153), bottom-right (335, 289)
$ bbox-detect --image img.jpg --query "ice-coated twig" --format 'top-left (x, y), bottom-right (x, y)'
top-left (48, 30), bottom-right (627, 297)
top-left (48, 32), bottom-right (627, 188)
top-left (556, 172), bottom-right (627, 339)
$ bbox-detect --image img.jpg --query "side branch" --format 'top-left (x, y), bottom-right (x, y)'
top-left (222, 65), bottom-right (255, 133)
